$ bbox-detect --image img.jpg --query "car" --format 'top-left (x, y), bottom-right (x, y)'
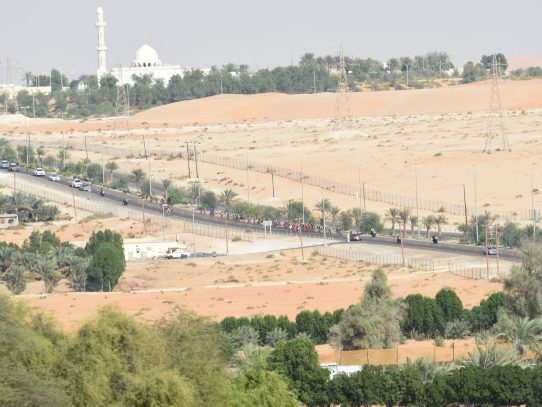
top-left (1, 160), bottom-right (9, 169)
top-left (70, 178), bottom-right (82, 188)
top-left (32, 167), bottom-right (45, 176)
top-left (8, 163), bottom-right (19, 172)
top-left (349, 232), bottom-right (362, 241)
top-left (165, 248), bottom-right (191, 259)
top-left (48, 173), bottom-right (60, 182)
top-left (78, 182), bottom-right (91, 192)
top-left (483, 246), bottom-right (497, 255)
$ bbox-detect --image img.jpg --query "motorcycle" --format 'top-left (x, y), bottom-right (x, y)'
top-left (370, 229), bottom-right (377, 238)
top-left (99, 188), bottom-right (105, 197)
top-left (123, 199), bottom-right (129, 206)
top-left (432, 235), bottom-right (438, 244)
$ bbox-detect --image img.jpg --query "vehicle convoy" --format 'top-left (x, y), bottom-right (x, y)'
top-left (70, 178), bottom-right (82, 188)
top-left (33, 167), bottom-right (45, 176)
top-left (165, 248), bottom-right (191, 259)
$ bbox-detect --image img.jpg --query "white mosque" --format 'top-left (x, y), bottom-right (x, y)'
top-left (95, 7), bottom-right (187, 86)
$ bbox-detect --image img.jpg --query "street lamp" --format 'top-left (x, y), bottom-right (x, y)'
top-left (20, 106), bottom-right (30, 171)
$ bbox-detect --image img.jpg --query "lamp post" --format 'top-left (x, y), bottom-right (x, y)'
top-left (20, 106), bottom-right (30, 171)
top-left (531, 174), bottom-right (536, 239)
top-left (474, 168), bottom-right (479, 244)
top-left (191, 202), bottom-right (196, 257)
top-left (61, 111), bottom-right (66, 170)
top-left (415, 166), bottom-right (420, 239)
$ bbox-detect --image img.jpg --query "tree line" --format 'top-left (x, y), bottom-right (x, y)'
top-left (0, 229), bottom-right (126, 295)
top-left (2, 52), bottom-right (522, 119)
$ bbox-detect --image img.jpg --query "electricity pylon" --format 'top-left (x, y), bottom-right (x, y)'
top-left (332, 47), bottom-right (353, 131)
top-left (3, 56), bottom-right (19, 114)
top-left (483, 55), bottom-right (509, 153)
top-left (113, 64), bottom-right (130, 136)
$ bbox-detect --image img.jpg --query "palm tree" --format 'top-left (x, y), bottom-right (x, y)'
top-left (105, 161), bottom-right (119, 183)
top-left (495, 315), bottom-right (542, 357)
top-left (23, 71), bottom-right (33, 87)
top-left (162, 179), bottom-right (172, 201)
top-left (0, 245), bottom-right (17, 274)
top-left (37, 146), bottom-right (45, 166)
top-left (315, 198), bottom-right (332, 219)
top-left (219, 189), bottom-right (238, 215)
top-left (398, 208), bottom-right (411, 235)
top-left (386, 208), bottom-right (400, 235)
top-left (434, 215), bottom-right (448, 238)
top-left (67, 257), bottom-right (89, 292)
top-left (191, 182), bottom-right (201, 206)
top-left (422, 215), bottom-right (436, 239)
top-left (464, 343), bottom-right (528, 368)
top-left (351, 208), bottom-right (362, 231)
top-left (6, 265), bottom-right (26, 295)
top-left (34, 259), bottom-right (59, 294)
top-left (130, 168), bottom-right (146, 189)
top-left (329, 206), bottom-right (340, 228)
top-left (409, 215), bottom-right (418, 238)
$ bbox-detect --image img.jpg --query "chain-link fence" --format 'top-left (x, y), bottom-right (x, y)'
top-left (319, 342), bottom-right (523, 366)
top-left (447, 262), bottom-right (502, 280)
top-left (20, 139), bottom-right (542, 222)
top-left (0, 173), bottom-right (254, 242)
top-left (316, 245), bottom-right (436, 271)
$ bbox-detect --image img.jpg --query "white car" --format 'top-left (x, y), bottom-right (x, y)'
top-left (70, 178), bottom-right (82, 188)
top-left (79, 182), bottom-right (92, 192)
top-left (33, 167), bottom-right (45, 176)
top-left (48, 173), bottom-right (60, 182)
top-left (1, 160), bottom-right (9, 169)
top-left (165, 248), bottom-right (191, 259)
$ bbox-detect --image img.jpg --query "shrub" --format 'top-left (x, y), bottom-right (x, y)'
top-left (445, 319), bottom-right (470, 339)
top-left (87, 242), bottom-right (125, 290)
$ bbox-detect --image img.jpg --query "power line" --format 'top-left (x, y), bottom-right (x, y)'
top-left (332, 47), bottom-right (353, 132)
top-left (483, 55), bottom-right (510, 153)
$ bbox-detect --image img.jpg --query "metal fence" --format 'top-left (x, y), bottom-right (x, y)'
top-left (0, 173), bottom-right (254, 242)
top-left (316, 245), bottom-right (436, 271)
top-left (21, 139), bottom-right (542, 222)
top-left (447, 262), bottom-right (501, 281)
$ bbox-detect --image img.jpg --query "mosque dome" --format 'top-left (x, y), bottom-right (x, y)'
top-left (133, 44), bottom-right (161, 67)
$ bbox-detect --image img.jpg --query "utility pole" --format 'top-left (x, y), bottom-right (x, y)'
top-left (20, 107), bottom-right (30, 171)
top-left (400, 223), bottom-right (405, 269)
top-left (495, 224), bottom-right (500, 275)
top-left (405, 64), bottom-right (409, 87)
top-left (485, 223), bottom-right (489, 277)
top-left (101, 152), bottom-right (105, 186)
top-left (358, 165), bottom-right (363, 213)
top-left (531, 174), bottom-right (536, 239)
top-left (61, 111), bottom-right (66, 170)
top-left (297, 218), bottom-right (305, 261)
top-left (313, 70), bottom-right (316, 93)
top-left (148, 139), bottom-right (152, 197)
top-left (185, 142), bottom-right (191, 178)
top-left (463, 184), bottom-right (468, 236)
top-left (474, 168), bottom-right (479, 244)
top-left (415, 166), bottom-right (420, 238)
top-left (301, 160), bottom-right (305, 225)
top-left (246, 161), bottom-right (250, 205)
top-left (269, 168), bottom-right (275, 198)
top-left (193, 142), bottom-right (199, 179)
top-left (363, 181), bottom-right (367, 212)
top-left (322, 195), bottom-right (327, 246)
top-left (192, 203), bottom-right (196, 256)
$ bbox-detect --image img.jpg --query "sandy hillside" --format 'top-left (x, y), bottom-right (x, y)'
top-left (135, 80), bottom-right (542, 124)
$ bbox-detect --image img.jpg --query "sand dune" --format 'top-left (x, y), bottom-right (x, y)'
top-left (135, 79), bottom-right (542, 124)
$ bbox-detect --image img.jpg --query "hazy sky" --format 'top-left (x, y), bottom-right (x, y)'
top-left (2, 0), bottom-right (541, 83)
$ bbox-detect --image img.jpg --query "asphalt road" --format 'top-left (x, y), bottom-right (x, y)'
top-left (12, 168), bottom-right (520, 261)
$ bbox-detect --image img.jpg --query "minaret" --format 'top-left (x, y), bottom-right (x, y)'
top-left (96, 6), bottom-right (107, 80)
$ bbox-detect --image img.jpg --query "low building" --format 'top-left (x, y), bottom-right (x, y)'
top-left (320, 363), bottom-right (362, 380)
top-left (0, 213), bottom-right (18, 229)
top-left (123, 238), bottom-right (189, 261)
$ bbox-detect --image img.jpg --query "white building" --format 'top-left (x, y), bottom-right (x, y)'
top-left (0, 214), bottom-right (18, 229)
top-left (111, 44), bottom-right (186, 86)
top-left (95, 7), bottom-right (187, 86)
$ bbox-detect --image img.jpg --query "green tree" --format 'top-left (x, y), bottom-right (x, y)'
top-left (85, 229), bottom-right (124, 256)
top-left (386, 207), bottom-right (399, 235)
top-left (434, 214), bottom-right (448, 238)
top-left (87, 242), bottom-right (125, 289)
top-left (268, 338), bottom-right (330, 407)
top-left (360, 211), bottom-right (383, 234)
top-left (130, 168), bottom-right (146, 189)
top-left (403, 294), bottom-right (445, 338)
top-left (435, 288), bottom-right (463, 324)
top-left (422, 215), bottom-right (436, 238)
top-left (167, 188), bottom-right (185, 205)
top-left (105, 160), bottom-right (118, 183)
top-left (219, 188), bottom-right (238, 215)
top-left (34, 259), bottom-right (60, 294)
top-left (6, 265), bottom-right (26, 295)
top-left (162, 178), bottom-right (172, 201)
top-left (330, 269), bottom-right (404, 349)
top-left (351, 207), bottom-right (362, 231)
top-left (200, 191), bottom-right (218, 213)
top-left (339, 210), bottom-right (353, 231)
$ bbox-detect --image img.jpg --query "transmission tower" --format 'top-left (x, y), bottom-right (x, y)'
top-left (3, 56), bottom-right (19, 114)
top-left (113, 64), bottom-right (130, 136)
top-left (483, 55), bottom-right (509, 153)
top-left (332, 47), bottom-right (353, 131)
